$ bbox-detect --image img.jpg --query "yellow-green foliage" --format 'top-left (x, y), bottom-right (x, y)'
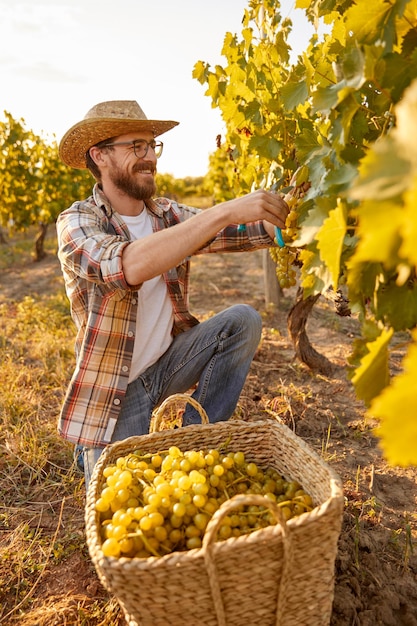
top-left (195, 0), bottom-right (417, 466)
top-left (348, 80), bottom-right (417, 466)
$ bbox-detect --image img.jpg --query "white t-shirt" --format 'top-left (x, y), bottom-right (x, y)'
top-left (122, 211), bottom-right (174, 382)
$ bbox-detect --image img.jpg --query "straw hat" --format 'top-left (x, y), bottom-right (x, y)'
top-left (59, 100), bottom-right (179, 169)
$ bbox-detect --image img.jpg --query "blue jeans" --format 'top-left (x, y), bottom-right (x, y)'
top-left (81, 304), bottom-right (262, 488)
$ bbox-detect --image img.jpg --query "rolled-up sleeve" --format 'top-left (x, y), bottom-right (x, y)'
top-left (198, 221), bottom-right (275, 253)
top-left (57, 201), bottom-right (136, 292)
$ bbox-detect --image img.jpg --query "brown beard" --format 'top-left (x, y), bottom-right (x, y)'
top-left (109, 159), bottom-right (156, 201)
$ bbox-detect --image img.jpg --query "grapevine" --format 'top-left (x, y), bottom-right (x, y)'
top-left (193, 0), bottom-right (417, 464)
top-left (95, 445), bottom-right (313, 559)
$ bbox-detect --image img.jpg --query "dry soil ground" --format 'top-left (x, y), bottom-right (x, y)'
top-left (1, 248), bottom-right (416, 625)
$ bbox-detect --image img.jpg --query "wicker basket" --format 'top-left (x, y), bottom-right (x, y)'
top-left (85, 394), bottom-right (344, 626)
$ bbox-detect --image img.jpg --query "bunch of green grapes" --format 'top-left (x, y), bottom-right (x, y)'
top-left (270, 186), bottom-right (307, 289)
top-left (95, 446), bottom-right (313, 559)
top-left (270, 246), bottom-right (298, 289)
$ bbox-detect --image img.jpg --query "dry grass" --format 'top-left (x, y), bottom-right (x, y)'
top-left (0, 281), bottom-right (122, 625)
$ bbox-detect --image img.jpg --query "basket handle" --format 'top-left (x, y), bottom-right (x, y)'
top-left (150, 393), bottom-right (209, 433)
top-left (202, 493), bottom-right (292, 626)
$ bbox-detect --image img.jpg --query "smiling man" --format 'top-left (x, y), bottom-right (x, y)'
top-left (57, 100), bottom-right (289, 487)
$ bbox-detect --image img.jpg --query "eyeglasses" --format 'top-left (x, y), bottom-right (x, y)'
top-left (102, 139), bottom-right (164, 159)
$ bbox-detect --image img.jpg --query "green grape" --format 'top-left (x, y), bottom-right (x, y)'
top-left (179, 492), bottom-right (192, 505)
top-left (102, 537), bottom-right (121, 557)
top-left (193, 494), bottom-right (207, 508)
top-left (172, 502), bottom-right (186, 517)
top-left (139, 516), bottom-right (153, 532)
top-left (194, 512), bottom-right (209, 531)
top-left (169, 528), bottom-right (182, 544)
top-left (186, 537), bottom-right (202, 550)
top-left (218, 524), bottom-right (232, 540)
top-left (155, 482), bottom-right (173, 498)
top-left (103, 465), bottom-right (117, 478)
top-left (95, 497), bottom-right (110, 513)
top-left (185, 503), bottom-right (198, 517)
top-left (119, 537), bottom-right (134, 554)
top-left (233, 451), bottom-right (245, 466)
top-left (204, 453), bottom-right (215, 466)
top-left (180, 458), bottom-right (192, 472)
top-left (246, 462), bottom-right (258, 477)
top-left (185, 524), bottom-right (201, 539)
top-left (151, 454), bottom-right (163, 468)
top-left (230, 514), bottom-right (240, 528)
top-left (209, 474), bottom-right (220, 487)
top-left (143, 467), bottom-right (156, 481)
top-left (178, 474), bottom-right (192, 490)
top-left (110, 524), bottom-right (127, 541)
top-left (221, 456), bottom-right (234, 470)
top-left (153, 525), bottom-right (168, 543)
top-left (149, 511), bottom-right (164, 528)
top-left (203, 498), bottom-right (219, 515)
top-left (170, 513), bottom-right (183, 529)
top-left (193, 481), bottom-right (209, 496)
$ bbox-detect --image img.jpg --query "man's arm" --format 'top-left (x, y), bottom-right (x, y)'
top-left (122, 189), bottom-right (288, 286)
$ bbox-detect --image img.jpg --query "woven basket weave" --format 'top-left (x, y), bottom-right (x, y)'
top-left (85, 395), bottom-right (344, 626)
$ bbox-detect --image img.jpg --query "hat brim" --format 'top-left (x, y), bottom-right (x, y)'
top-left (59, 118), bottom-right (179, 169)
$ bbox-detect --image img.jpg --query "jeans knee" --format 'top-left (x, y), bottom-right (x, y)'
top-left (228, 304), bottom-right (262, 344)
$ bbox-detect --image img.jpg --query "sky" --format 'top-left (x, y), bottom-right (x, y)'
top-left (0, 0), bottom-right (314, 178)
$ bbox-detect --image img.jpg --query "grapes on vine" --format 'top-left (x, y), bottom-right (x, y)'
top-left (95, 445), bottom-right (313, 559)
top-left (270, 246), bottom-right (298, 289)
top-left (270, 182), bottom-right (308, 289)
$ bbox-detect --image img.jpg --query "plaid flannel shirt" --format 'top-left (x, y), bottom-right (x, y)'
top-left (56, 184), bottom-right (275, 447)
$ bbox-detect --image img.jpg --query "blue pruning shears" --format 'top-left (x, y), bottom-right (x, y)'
top-left (274, 226), bottom-right (285, 247)
top-left (237, 223), bottom-right (285, 247)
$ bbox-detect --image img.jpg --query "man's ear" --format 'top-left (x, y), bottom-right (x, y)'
top-left (89, 145), bottom-right (106, 166)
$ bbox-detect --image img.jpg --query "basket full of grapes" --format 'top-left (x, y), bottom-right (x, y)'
top-left (85, 395), bottom-right (344, 626)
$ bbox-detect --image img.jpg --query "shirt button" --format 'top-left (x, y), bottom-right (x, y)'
top-left (128, 330), bottom-right (134, 337)
top-left (113, 398), bottom-right (121, 406)
top-left (132, 298), bottom-right (137, 305)
top-left (122, 365), bottom-right (128, 372)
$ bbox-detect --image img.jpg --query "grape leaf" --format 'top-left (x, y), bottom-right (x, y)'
top-left (394, 78), bottom-right (417, 164)
top-left (375, 281), bottom-right (417, 331)
top-left (316, 201), bottom-right (347, 289)
top-left (299, 246), bottom-right (332, 297)
top-left (372, 331), bottom-right (417, 466)
top-left (248, 135), bottom-right (283, 160)
top-left (350, 137), bottom-right (412, 200)
top-left (400, 176), bottom-right (417, 266)
top-left (351, 328), bottom-right (393, 405)
top-left (281, 81), bottom-right (309, 111)
top-left (344, 0), bottom-right (394, 47)
top-left (295, 197), bottom-right (334, 246)
top-left (325, 162), bottom-right (358, 189)
top-left (313, 83), bottom-right (355, 113)
top-left (192, 60), bottom-right (208, 84)
top-left (294, 128), bottom-right (322, 162)
top-left (350, 199), bottom-right (403, 266)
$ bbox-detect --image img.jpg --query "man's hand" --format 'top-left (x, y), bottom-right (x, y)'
top-left (222, 189), bottom-right (289, 235)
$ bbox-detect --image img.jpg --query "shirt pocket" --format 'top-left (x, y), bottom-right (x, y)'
top-left (93, 283), bottom-right (131, 303)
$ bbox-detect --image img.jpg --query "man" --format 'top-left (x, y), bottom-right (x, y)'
top-left (57, 100), bottom-right (289, 487)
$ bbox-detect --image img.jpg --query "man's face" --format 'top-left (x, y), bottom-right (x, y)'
top-left (103, 132), bottom-right (158, 201)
